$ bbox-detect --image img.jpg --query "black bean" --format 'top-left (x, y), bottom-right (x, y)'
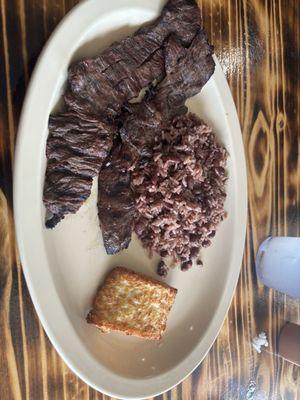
top-left (181, 260), bottom-right (192, 271)
top-left (160, 250), bottom-right (168, 257)
top-left (157, 260), bottom-right (168, 277)
top-left (190, 247), bottom-right (199, 258)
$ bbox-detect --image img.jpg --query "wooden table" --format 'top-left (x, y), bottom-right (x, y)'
top-left (0, 0), bottom-right (299, 399)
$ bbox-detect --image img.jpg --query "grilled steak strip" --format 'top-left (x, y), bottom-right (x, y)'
top-left (65, 0), bottom-right (201, 119)
top-left (120, 29), bottom-right (215, 158)
top-left (44, 112), bottom-right (115, 228)
top-left (153, 29), bottom-right (215, 116)
top-left (98, 144), bottom-right (135, 254)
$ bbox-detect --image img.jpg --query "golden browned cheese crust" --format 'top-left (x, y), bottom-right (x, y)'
top-left (86, 267), bottom-right (177, 340)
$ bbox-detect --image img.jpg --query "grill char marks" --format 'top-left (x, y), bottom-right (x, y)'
top-left (64, 49), bottom-right (165, 119)
top-left (44, 173), bottom-right (92, 228)
top-left (120, 101), bottom-right (164, 159)
top-left (64, 0), bottom-right (201, 118)
top-left (44, 112), bottom-right (115, 228)
top-left (98, 144), bottom-right (135, 254)
top-left (119, 29), bottom-right (215, 161)
top-left (153, 29), bottom-right (215, 117)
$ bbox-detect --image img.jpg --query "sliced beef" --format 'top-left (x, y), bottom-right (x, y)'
top-left (153, 29), bottom-right (215, 116)
top-left (65, 0), bottom-right (201, 118)
top-left (120, 101), bottom-right (164, 159)
top-left (44, 112), bottom-right (115, 228)
top-left (98, 144), bottom-right (135, 254)
top-left (46, 113), bottom-right (113, 160)
top-left (120, 29), bottom-right (215, 159)
top-left (65, 50), bottom-right (165, 119)
top-left (44, 172), bottom-right (92, 227)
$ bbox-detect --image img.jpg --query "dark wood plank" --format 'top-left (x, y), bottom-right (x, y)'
top-left (0, 0), bottom-right (299, 399)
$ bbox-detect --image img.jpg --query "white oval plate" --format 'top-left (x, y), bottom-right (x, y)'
top-left (14, 1), bottom-right (247, 398)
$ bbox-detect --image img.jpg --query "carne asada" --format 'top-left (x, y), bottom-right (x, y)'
top-left (44, 112), bottom-right (115, 227)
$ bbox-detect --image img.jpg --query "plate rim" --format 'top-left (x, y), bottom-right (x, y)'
top-left (13, 0), bottom-right (248, 398)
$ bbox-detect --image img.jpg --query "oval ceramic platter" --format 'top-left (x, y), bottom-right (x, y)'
top-left (14, 0), bottom-right (247, 398)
